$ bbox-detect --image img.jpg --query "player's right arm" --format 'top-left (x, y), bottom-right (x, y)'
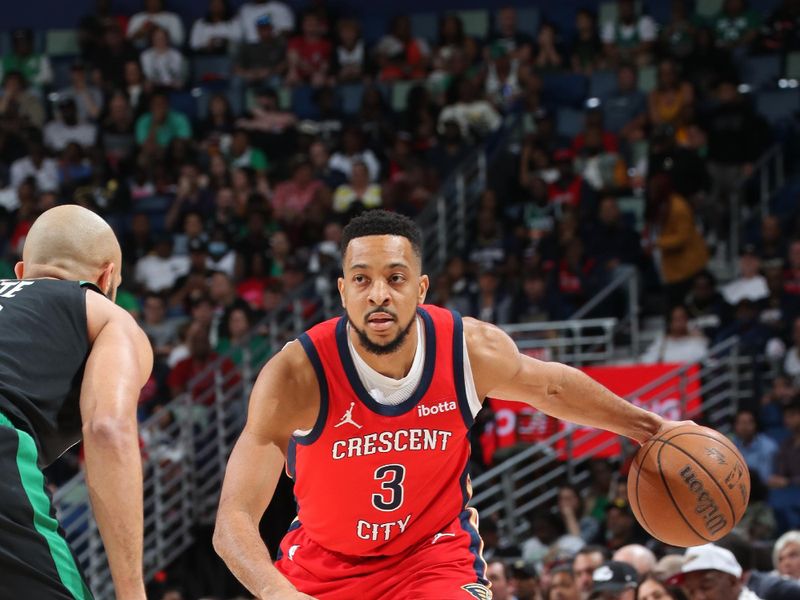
top-left (213, 340), bottom-right (319, 600)
top-left (81, 291), bottom-right (153, 600)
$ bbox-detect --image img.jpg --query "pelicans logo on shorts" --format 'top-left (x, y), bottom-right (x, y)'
top-left (462, 583), bottom-right (492, 599)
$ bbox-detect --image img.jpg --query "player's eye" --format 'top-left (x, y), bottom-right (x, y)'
top-left (353, 274), bottom-right (368, 284)
top-left (389, 274), bottom-right (405, 283)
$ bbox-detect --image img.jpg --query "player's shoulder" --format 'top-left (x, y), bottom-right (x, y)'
top-left (85, 290), bottom-right (147, 342)
top-left (462, 316), bottom-right (513, 355)
top-left (259, 338), bottom-right (317, 389)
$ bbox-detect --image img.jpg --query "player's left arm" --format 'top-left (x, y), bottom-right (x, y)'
top-left (465, 318), bottom-right (671, 444)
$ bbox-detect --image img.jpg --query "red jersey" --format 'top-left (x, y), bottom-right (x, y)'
top-left (288, 305), bottom-right (477, 557)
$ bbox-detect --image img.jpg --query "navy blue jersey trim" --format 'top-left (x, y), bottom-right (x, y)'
top-left (294, 333), bottom-right (329, 446)
top-left (451, 311), bottom-right (474, 429)
top-left (275, 519), bottom-right (303, 561)
top-left (286, 437), bottom-right (296, 479)
top-left (459, 463), bottom-right (488, 585)
top-left (335, 307), bottom-right (436, 416)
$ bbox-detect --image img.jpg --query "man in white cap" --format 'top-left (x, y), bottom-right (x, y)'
top-left (679, 544), bottom-right (762, 600)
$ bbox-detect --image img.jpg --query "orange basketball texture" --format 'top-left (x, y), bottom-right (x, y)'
top-left (627, 424), bottom-right (750, 548)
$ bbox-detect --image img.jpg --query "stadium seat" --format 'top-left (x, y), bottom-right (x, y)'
top-left (786, 51), bottom-right (800, 79)
top-left (695, 0), bottom-right (723, 18)
top-left (515, 8), bottom-right (540, 38)
top-left (755, 89), bottom-right (800, 127)
top-left (541, 72), bottom-right (588, 109)
top-left (457, 10), bottom-right (489, 39)
top-left (45, 29), bottom-right (79, 57)
top-left (168, 90), bottom-right (198, 121)
top-left (637, 65), bottom-right (657, 93)
top-left (589, 70), bottom-right (618, 101)
top-left (291, 85), bottom-right (318, 120)
top-left (556, 107), bottom-right (585, 138)
top-left (191, 54), bottom-right (233, 84)
top-left (339, 82), bottom-right (365, 115)
top-left (410, 13), bottom-right (438, 45)
top-left (742, 54), bottom-right (782, 90)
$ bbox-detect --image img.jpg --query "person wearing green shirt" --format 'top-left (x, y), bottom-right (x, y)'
top-left (135, 91), bottom-right (192, 148)
top-left (216, 305), bottom-right (270, 368)
top-left (227, 129), bottom-right (269, 173)
top-left (713, 0), bottom-right (761, 49)
top-left (2, 28), bottom-right (52, 88)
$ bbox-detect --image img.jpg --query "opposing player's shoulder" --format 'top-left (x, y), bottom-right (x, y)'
top-left (85, 289), bottom-right (144, 338)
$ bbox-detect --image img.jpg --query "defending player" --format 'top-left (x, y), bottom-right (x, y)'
top-left (214, 210), bottom-right (683, 599)
top-left (0, 206), bottom-right (152, 599)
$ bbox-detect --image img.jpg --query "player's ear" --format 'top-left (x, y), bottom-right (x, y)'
top-left (13, 261), bottom-right (24, 278)
top-left (97, 262), bottom-right (115, 298)
top-left (337, 277), bottom-right (346, 308)
top-left (417, 274), bottom-right (429, 304)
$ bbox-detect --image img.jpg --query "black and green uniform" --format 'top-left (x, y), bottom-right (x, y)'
top-left (0, 278), bottom-right (97, 599)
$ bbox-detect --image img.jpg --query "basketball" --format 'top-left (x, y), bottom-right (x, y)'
top-left (627, 424), bottom-right (750, 548)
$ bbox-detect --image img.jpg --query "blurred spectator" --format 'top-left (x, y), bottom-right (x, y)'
top-left (685, 271), bottom-right (726, 336)
top-left (613, 544), bottom-right (656, 578)
top-left (439, 77), bottom-right (502, 142)
top-left (427, 120), bottom-right (469, 176)
top-left (0, 71), bottom-right (45, 129)
top-left (141, 292), bottom-right (181, 358)
top-left (226, 129), bottom-right (269, 173)
top-left (197, 93), bottom-right (235, 145)
top-left (635, 575), bottom-right (687, 600)
top-left (134, 234), bottom-right (190, 293)
top-left (547, 149), bottom-right (594, 211)
top-left (135, 91), bottom-right (192, 149)
top-left (590, 560), bottom-right (638, 599)
top-left (549, 566), bottom-right (580, 600)
top-left (640, 304), bottom-right (709, 364)
top-left (271, 157), bottom-right (324, 223)
top-left (679, 544), bottom-right (752, 600)
top-left (375, 15), bottom-right (431, 81)
top-left (236, 86), bottom-right (297, 135)
top-left (333, 19), bottom-right (365, 82)
top-left (489, 6), bottom-right (534, 61)
top-left (547, 237), bottom-right (604, 319)
top-left (166, 163), bottom-right (214, 230)
top-left (11, 136), bottom-right (58, 191)
top-left (215, 305), bottom-right (268, 367)
top-left (602, 63), bottom-right (647, 140)
top-left (721, 246), bottom-right (769, 305)
top-left (785, 240), bottom-right (800, 300)
top-left (774, 530), bottom-right (800, 579)
top-left (756, 216), bottom-right (786, 271)
top-left (127, 0), bottom-right (185, 47)
top-left (660, 0), bottom-right (696, 61)
top-left (648, 59), bottom-right (693, 133)
top-left (510, 560), bottom-right (543, 600)
top-left (2, 28), bottom-right (52, 89)
top-left (123, 59), bottom-right (149, 115)
top-left (101, 92), bottom-right (136, 168)
top-left (333, 161), bottom-right (381, 216)
top-left (713, 0), bottom-right (761, 51)
top-left (644, 173), bottom-right (708, 307)
top-left (44, 97), bottom-right (97, 152)
top-left (601, 0), bottom-right (657, 67)
top-left (730, 408), bottom-right (778, 483)
top-left (512, 272), bottom-right (551, 324)
top-left (571, 9), bottom-right (604, 74)
top-left (703, 79), bottom-right (769, 241)
top-left (234, 14), bottom-right (287, 85)
top-left (760, 0), bottom-right (800, 52)
top-left (604, 498), bottom-right (648, 551)
top-left (714, 298), bottom-right (772, 355)
top-left (487, 560), bottom-right (515, 600)
top-left (470, 265), bottom-right (513, 324)
top-left (734, 469), bottom-right (777, 542)
top-left (78, 0), bottom-right (129, 62)
top-left (237, 0), bottom-right (295, 41)
top-left (574, 545), bottom-right (609, 600)
top-left (558, 484), bottom-right (600, 544)
top-left (190, 0), bottom-right (242, 54)
top-left (329, 126), bottom-right (380, 181)
top-left (286, 13), bottom-right (332, 87)
top-left (92, 22), bottom-right (139, 92)
top-left (534, 22), bottom-right (564, 72)
top-left (140, 26), bottom-right (186, 89)
top-left (167, 321), bottom-right (238, 403)
top-left (59, 63), bottom-right (103, 123)
top-left (485, 43), bottom-right (522, 110)
top-left (586, 196), bottom-right (643, 274)
top-left (769, 399), bottom-right (800, 489)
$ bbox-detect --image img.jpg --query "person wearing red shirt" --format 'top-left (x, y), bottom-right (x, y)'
top-left (547, 148), bottom-right (594, 211)
top-left (287, 13), bottom-right (331, 87)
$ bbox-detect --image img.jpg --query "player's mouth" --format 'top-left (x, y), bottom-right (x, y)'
top-left (366, 312), bottom-right (395, 332)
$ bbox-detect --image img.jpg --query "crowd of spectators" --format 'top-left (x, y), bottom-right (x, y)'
top-left (4, 0), bottom-right (800, 598)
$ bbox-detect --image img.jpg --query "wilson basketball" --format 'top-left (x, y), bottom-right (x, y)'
top-left (627, 424), bottom-right (750, 548)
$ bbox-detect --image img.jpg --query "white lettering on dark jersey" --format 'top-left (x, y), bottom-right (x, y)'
top-left (356, 514), bottom-right (412, 541)
top-left (332, 429), bottom-right (453, 460)
top-left (0, 280), bottom-right (34, 298)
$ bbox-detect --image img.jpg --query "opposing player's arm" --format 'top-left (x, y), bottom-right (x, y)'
top-left (81, 292), bottom-right (153, 600)
top-left (465, 318), bottom-right (665, 444)
top-left (214, 340), bottom-right (319, 600)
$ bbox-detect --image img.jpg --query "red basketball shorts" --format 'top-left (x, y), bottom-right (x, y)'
top-left (275, 509), bottom-right (492, 600)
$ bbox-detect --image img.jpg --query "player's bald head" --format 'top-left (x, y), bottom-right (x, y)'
top-left (18, 205), bottom-right (122, 297)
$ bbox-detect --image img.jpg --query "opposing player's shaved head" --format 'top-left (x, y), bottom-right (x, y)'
top-left (15, 205), bottom-right (123, 300)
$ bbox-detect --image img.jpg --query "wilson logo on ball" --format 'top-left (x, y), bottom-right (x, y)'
top-left (679, 465), bottom-right (728, 535)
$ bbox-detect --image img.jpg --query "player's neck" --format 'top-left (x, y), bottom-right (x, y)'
top-left (350, 326), bottom-right (418, 380)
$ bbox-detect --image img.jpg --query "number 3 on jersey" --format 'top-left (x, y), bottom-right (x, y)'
top-left (372, 464), bottom-right (405, 511)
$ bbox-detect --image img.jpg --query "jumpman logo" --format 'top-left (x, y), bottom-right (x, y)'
top-left (432, 532), bottom-right (456, 544)
top-left (334, 402), bottom-right (362, 429)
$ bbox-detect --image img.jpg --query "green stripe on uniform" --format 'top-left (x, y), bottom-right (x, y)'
top-left (0, 412), bottom-right (92, 599)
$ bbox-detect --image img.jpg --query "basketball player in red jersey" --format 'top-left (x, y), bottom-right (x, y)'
top-left (214, 210), bottom-right (684, 600)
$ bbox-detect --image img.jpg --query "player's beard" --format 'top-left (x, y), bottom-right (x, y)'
top-left (348, 309), bottom-right (416, 356)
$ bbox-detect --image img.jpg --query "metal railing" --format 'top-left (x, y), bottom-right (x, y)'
top-left (501, 318), bottom-right (618, 367)
top-left (470, 336), bottom-right (769, 544)
top-left (51, 113), bottom-right (522, 598)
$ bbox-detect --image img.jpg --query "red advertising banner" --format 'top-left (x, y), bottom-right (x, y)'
top-left (480, 363), bottom-right (700, 465)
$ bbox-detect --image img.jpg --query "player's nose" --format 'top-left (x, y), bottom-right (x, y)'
top-left (367, 279), bottom-right (390, 305)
